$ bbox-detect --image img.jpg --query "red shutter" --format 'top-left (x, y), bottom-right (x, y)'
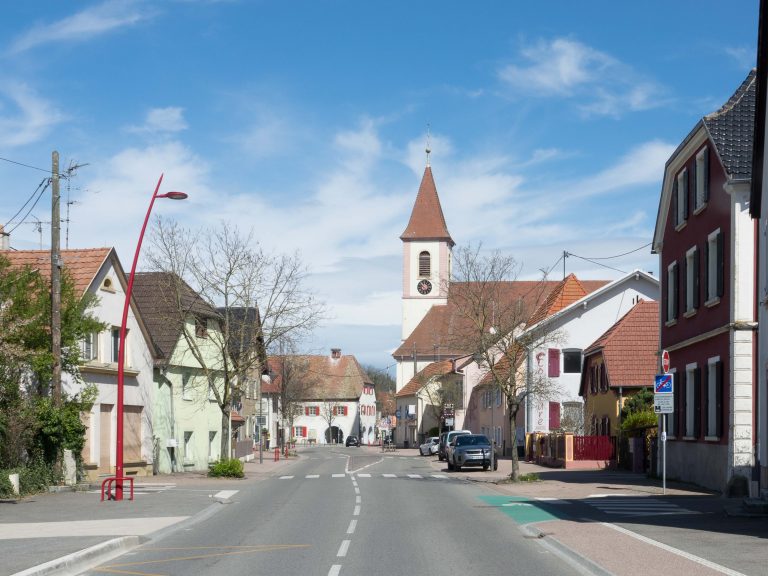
top-left (548, 349), bottom-right (560, 377)
top-left (305, 407), bottom-right (309, 416)
top-left (344, 406), bottom-right (348, 416)
top-left (548, 402), bottom-right (561, 430)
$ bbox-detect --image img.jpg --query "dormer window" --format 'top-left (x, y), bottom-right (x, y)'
top-left (419, 251), bottom-right (431, 277)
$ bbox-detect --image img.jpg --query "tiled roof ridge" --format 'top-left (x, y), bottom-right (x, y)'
top-left (584, 299), bottom-right (653, 354)
top-left (396, 359), bottom-right (455, 397)
top-left (704, 68), bottom-right (757, 121)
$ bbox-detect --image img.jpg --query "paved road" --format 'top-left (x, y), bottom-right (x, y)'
top-left (82, 447), bottom-right (587, 576)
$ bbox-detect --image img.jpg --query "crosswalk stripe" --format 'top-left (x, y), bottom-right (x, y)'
top-left (332, 474), bottom-right (346, 478)
top-left (408, 474), bottom-right (422, 479)
top-left (382, 474), bottom-right (397, 478)
top-left (306, 474), bottom-right (320, 479)
top-left (279, 476), bottom-right (294, 479)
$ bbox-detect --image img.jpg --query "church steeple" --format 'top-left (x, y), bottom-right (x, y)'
top-left (400, 166), bottom-right (454, 247)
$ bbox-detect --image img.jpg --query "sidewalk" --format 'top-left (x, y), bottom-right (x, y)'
top-left (427, 454), bottom-right (768, 576)
top-left (0, 453), bottom-right (299, 576)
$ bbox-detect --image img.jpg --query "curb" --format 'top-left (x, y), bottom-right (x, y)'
top-left (520, 524), bottom-right (615, 576)
top-left (12, 536), bottom-right (144, 576)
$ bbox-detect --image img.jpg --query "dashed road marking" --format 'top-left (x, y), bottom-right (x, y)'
top-left (306, 475), bottom-right (320, 479)
top-left (346, 520), bottom-right (357, 534)
top-left (332, 474), bottom-right (346, 478)
top-left (353, 505), bottom-right (360, 516)
top-left (337, 540), bottom-right (350, 557)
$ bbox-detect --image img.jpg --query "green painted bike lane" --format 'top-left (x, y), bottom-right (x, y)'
top-left (478, 495), bottom-right (571, 525)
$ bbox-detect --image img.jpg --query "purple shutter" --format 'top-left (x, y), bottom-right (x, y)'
top-left (548, 349), bottom-right (560, 378)
top-left (548, 402), bottom-right (561, 430)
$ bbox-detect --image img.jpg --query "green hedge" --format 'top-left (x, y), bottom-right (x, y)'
top-left (0, 460), bottom-right (56, 498)
top-left (208, 458), bottom-right (244, 478)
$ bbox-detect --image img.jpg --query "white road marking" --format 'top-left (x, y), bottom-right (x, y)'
top-left (353, 505), bottom-right (361, 516)
top-left (355, 495), bottom-right (361, 504)
top-left (214, 490), bottom-right (238, 501)
top-left (431, 474), bottom-right (447, 479)
top-left (408, 474), bottom-right (422, 479)
top-left (382, 474), bottom-right (396, 478)
top-left (337, 540), bottom-right (350, 557)
top-left (279, 475), bottom-right (294, 480)
top-left (354, 487), bottom-right (360, 494)
top-left (332, 474), bottom-right (346, 478)
top-left (347, 520), bottom-right (357, 534)
top-left (306, 475), bottom-right (320, 479)
top-left (328, 565), bottom-right (341, 576)
top-left (602, 523), bottom-right (748, 576)
top-left (357, 473), bottom-right (371, 478)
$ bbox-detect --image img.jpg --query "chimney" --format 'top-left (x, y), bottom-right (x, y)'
top-left (0, 225), bottom-right (9, 250)
top-left (331, 348), bottom-right (341, 359)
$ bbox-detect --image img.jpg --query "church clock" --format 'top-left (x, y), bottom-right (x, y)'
top-left (416, 279), bottom-right (432, 295)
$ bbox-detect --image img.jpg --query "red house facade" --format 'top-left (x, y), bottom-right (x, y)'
top-left (652, 70), bottom-right (757, 493)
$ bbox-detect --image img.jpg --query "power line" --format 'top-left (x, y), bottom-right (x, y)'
top-left (4, 178), bottom-right (50, 234)
top-left (568, 242), bottom-right (652, 261)
top-left (0, 155), bottom-right (69, 178)
top-left (566, 252), bottom-right (627, 275)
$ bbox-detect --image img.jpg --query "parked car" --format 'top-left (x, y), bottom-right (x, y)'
top-left (440, 429), bottom-right (471, 462)
top-left (419, 436), bottom-right (440, 456)
top-left (447, 434), bottom-right (496, 472)
top-left (345, 436), bottom-right (360, 447)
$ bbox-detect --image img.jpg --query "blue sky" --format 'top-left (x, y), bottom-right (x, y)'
top-left (0, 0), bottom-right (760, 370)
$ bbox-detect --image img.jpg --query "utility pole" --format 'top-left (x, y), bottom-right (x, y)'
top-left (51, 151), bottom-right (62, 406)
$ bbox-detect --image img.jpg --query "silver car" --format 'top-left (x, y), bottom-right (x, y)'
top-left (447, 434), bottom-right (495, 471)
top-left (419, 436), bottom-right (439, 456)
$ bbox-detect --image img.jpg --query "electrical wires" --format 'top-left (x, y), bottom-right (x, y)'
top-left (3, 178), bottom-right (51, 235)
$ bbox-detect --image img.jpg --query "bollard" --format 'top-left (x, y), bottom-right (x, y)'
top-left (274, 447), bottom-right (280, 462)
top-left (8, 473), bottom-right (19, 495)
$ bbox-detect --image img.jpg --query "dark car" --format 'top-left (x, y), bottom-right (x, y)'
top-left (447, 434), bottom-right (496, 472)
top-left (438, 430), bottom-right (471, 462)
top-left (345, 436), bottom-right (360, 447)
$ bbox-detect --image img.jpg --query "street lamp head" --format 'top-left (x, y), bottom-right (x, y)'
top-left (159, 191), bottom-right (188, 200)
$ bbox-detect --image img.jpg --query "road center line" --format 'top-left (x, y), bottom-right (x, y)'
top-left (337, 540), bottom-right (350, 557)
top-left (328, 564), bottom-right (341, 576)
top-left (355, 495), bottom-right (361, 504)
top-left (347, 520), bottom-right (357, 534)
top-left (354, 487), bottom-right (360, 494)
top-left (353, 505), bottom-right (360, 516)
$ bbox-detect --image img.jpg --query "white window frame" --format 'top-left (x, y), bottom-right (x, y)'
top-left (111, 326), bottom-right (122, 363)
top-left (183, 431), bottom-right (194, 462)
top-left (182, 372), bottom-right (192, 401)
top-left (706, 357), bottom-right (719, 439)
top-left (685, 246), bottom-right (697, 315)
top-left (667, 368), bottom-right (677, 439)
top-left (81, 332), bottom-right (99, 361)
top-left (706, 229), bottom-right (721, 305)
top-left (685, 363), bottom-right (697, 438)
top-left (694, 147), bottom-right (708, 213)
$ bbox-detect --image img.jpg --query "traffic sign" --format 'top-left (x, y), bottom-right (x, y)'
top-left (655, 374), bottom-right (673, 394)
top-left (661, 349), bottom-right (670, 373)
top-left (654, 394), bottom-right (674, 414)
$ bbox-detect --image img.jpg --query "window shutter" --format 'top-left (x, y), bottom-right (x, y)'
top-left (681, 256), bottom-right (687, 312)
top-left (704, 240), bottom-right (710, 300)
top-left (703, 149), bottom-right (710, 202)
top-left (693, 367), bottom-right (701, 438)
top-left (600, 362), bottom-right (607, 392)
top-left (548, 402), bottom-right (561, 430)
top-left (344, 406), bottom-right (348, 416)
top-left (704, 366), bottom-right (710, 436)
top-left (548, 349), bottom-right (560, 377)
top-left (693, 248), bottom-right (700, 309)
top-left (678, 371), bottom-right (686, 437)
top-left (673, 262), bottom-right (680, 319)
top-left (716, 232), bottom-right (724, 297)
top-left (691, 160), bottom-right (697, 209)
top-left (672, 179), bottom-right (679, 226)
top-left (305, 407), bottom-right (309, 416)
top-left (682, 169), bottom-right (689, 220)
top-left (715, 361), bottom-right (723, 437)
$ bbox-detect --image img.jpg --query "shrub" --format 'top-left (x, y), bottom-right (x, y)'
top-left (621, 410), bottom-right (657, 436)
top-left (208, 458), bottom-right (244, 478)
top-left (0, 472), bottom-right (14, 498)
top-left (19, 459), bottom-right (57, 494)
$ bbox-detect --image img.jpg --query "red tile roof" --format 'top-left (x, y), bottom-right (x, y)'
top-left (394, 279), bottom-right (566, 359)
top-left (1, 248), bottom-right (113, 297)
top-left (527, 274), bottom-right (609, 326)
top-left (583, 300), bottom-right (659, 391)
top-left (396, 360), bottom-right (456, 397)
top-left (400, 166), bottom-right (454, 246)
top-left (267, 353), bottom-right (373, 400)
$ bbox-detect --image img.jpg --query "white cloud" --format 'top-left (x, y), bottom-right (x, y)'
top-left (126, 107), bottom-right (188, 134)
top-left (0, 81), bottom-right (65, 147)
top-left (724, 46), bottom-right (755, 70)
top-left (498, 37), bottom-right (667, 117)
top-left (8, 0), bottom-right (150, 54)
top-left (571, 140), bottom-right (675, 198)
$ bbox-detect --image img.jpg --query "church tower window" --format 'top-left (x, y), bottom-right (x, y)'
top-left (419, 251), bottom-right (431, 277)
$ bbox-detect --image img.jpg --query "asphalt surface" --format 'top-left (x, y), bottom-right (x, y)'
top-left (2, 446), bottom-right (767, 576)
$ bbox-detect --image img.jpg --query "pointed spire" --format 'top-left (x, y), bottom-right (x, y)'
top-left (426, 123), bottom-right (431, 168)
top-left (400, 163), bottom-right (454, 246)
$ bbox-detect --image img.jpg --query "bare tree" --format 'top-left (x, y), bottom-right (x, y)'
top-left (445, 244), bottom-right (561, 481)
top-left (273, 353), bottom-right (315, 447)
top-left (146, 217), bottom-right (325, 458)
top-left (320, 398), bottom-right (339, 444)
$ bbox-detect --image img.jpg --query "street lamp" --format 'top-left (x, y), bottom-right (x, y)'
top-left (114, 174), bottom-right (187, 501)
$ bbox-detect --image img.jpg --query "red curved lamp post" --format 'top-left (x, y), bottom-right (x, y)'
top-left (114, 174), bottom-right (187, 501)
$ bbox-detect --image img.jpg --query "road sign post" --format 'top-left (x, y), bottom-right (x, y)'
top-left (654, 373), bottom-right (673, 495)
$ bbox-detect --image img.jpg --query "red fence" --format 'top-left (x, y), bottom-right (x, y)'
top-left (573, 435), bottom-right (614, 461)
